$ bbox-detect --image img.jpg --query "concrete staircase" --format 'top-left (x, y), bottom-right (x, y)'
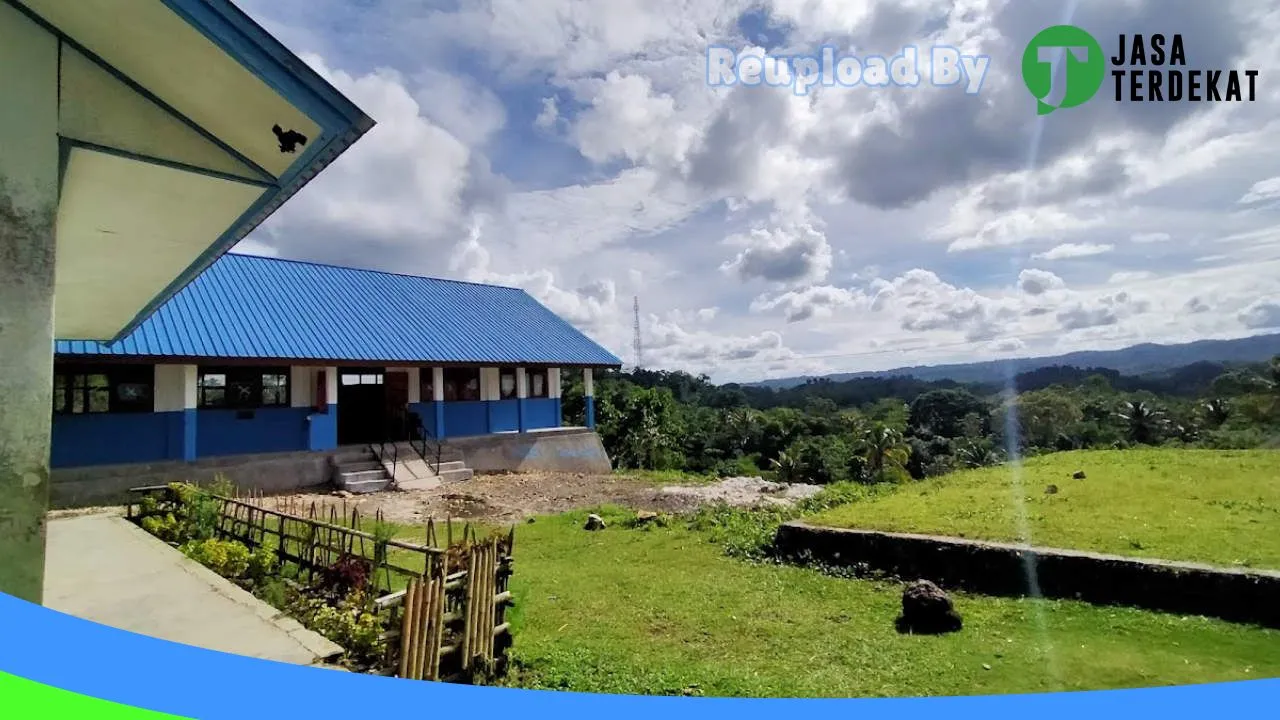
top-left (386, 441), bottom-right (473, 491)
top-left (332, 446), bottom-right (394, 495)
top-left (332, 443), bottom-right (473, 495)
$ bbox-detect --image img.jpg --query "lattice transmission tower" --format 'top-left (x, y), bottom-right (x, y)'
top-left (632, 296), bottom-right (644, 370)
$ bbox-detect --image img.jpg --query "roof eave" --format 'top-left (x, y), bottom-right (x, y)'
top-left (52, 352), bottom-right (624, 369)
top-left (103, 0), bottom-right (376, 345)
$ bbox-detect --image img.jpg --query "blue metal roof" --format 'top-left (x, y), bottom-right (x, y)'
top-left (56, 254), bottom-right (623, 367)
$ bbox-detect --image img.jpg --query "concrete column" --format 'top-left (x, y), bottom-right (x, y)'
top-left (325, 367), bottom-right (339, 406)
top-left (407, 367), bottom-right (421, 404)
top-left (548, 368), bottom-right (562, 398)
top-left (480, 367), bottom-right (500, 432)
top-left (548, 368), bottom-right (563, 428)
top-left (289, 366), bottom-right (314, 408)
top-left (306, 366), bottom-right (338, 451)
top-left (516, 368), bottom-right (528, 433)
top-left (480, 368), bottom-right (500, 401)
top-left (584, 368), bottom-right (596, 429)
top-left (155, 364), bottom-right (198, 461)
top-left (0, 4), bottom-right (59, 603)
top-left (432, 367), bottom-right (445, 439)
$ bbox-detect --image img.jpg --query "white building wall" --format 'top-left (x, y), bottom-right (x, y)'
top-left (154, 364), bottom-right (196, 412)
top-left (290, 366), bottom-right (315, 407)
top-left (548, 368), bottom-right (562, 398)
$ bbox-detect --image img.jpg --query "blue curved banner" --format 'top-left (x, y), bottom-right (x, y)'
top-left (0, 592), bottom-right (1273, 718)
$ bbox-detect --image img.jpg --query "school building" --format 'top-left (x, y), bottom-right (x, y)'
top-left (50, 253), bottom-right (622, 505)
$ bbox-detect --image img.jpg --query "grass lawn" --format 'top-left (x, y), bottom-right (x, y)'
top-left (386, 506), bottom-right (1280, 698)
top-left (808, 448), bottom-right (1280, 570)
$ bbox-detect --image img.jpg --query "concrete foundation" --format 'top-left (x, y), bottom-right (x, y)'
top-left (51, 450), bottom-right (334, 509)
top-left (444, 428), bottom-right (613, 474)
top-left (774, 522), bottom-right (1280, 629)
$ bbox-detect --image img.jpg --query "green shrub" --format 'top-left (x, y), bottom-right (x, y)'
top-left (256, 578), bottom-right (292, 610)
top-left (141, 513), bottom-right (180, 543)
top-left (711, 454), bottom-right (763, 478)
top-left (138, 494), bottom-right (159, 516)
top-left (181, 538), bottom-right (251, 578)
top-left (247, 546), bottom-right (277, 582)
top-left (290, 589), bottom-right (386, 665)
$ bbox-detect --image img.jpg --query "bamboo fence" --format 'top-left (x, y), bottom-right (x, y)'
top-left (128, 484), bottom-right (515, 680)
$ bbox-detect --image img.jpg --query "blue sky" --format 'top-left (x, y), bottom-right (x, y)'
top-left (234, 0), bottom-right (1280, 382)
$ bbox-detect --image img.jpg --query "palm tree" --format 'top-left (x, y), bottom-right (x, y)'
top-left (1202, 397), bottom-right (1231, 427)
top-left (858, 425), bottom-right (911, 483)
top-left (769, 451), bottom-right (804, 482)
top-left (723, 408), bottom-right (759, 456)
top-left (1117, 400), bottom-right (1164, 445)
top-left (957, 441), bottom-right (1002, 469)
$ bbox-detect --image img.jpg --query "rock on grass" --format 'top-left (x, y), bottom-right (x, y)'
top-left (895, 579), bottom-right (963, 635)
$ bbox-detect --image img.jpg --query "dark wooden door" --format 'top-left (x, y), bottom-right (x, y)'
top-left (385, 371), bottom-right (410, 441)
top-left (337, 371), bottom-right (386, 445)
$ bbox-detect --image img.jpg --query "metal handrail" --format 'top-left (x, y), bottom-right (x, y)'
top-left (409, 414), bottom-right (443, 476)
top-left (370, 436), bottom-right (399, 483)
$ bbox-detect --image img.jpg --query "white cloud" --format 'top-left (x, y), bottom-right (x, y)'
top-left (721, 220), bottom-right (834, 287)
top-left (1018, 269), bottom-right (1065, 296)
top-left (1108, 270), bottom-right (1155, 284)
top-left (1033, 242), bottom-right (1116, 261)
top-left (1056, 291), bottom-right (1152, 331)
top-left (232, 0), bottom-right (1280, 382)
top-left (1239, 177), bottom-right (1280, 205)
top-left (750, 285), bottom-right (865, 323)
top-left (1239, 298), bottom-right (1280, 329)
top-left (230, 238), bottom-right (280, 258)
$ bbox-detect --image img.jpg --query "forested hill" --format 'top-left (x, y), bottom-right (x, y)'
top-left (606, 357), bottom-right (1273, 412)
top-left (750, 333), bottom-right (1280, 389)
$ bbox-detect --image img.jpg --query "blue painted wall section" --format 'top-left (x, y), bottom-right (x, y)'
top-left (51, 413), bottom-right (179, 468)
top-left (307, 405), bottom-right (337, 451)
top-left (51, 396), bottom-right (569, 467)
top-left (523, 398), bottom-right (560, 431)
top-left (197, 408), bottom-right (310, 457)
top-left (443, 401), bottom-right (488, 438)
top-left (408, 402), bottom-right (435, 437)
top-left (489, 400), bottom-right (519, 433)
top-left (181, 409), bottom-right (198, 462)
top-left (585, 396), bottom-right (596, 429)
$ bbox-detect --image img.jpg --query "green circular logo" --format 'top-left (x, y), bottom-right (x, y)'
top-left (1022, 25), bottom-right (1105, 115)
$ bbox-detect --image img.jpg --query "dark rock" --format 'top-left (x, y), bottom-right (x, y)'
top-left (895, 579), bottom-right (963, 634)
top-left (584, 513), bottom-right (606, 531)
top-left (1045, 484), bottom-right (1059, 495)
top-left (1073, 470), bottom-right (1087, 479)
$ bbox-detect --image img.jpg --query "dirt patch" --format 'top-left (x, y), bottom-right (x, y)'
top-left (269, 473), bottom-right (824, 526)
top-left (660, 476), bottom-right (823, 508)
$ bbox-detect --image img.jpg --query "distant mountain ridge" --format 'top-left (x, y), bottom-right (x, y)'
top-left (749, 333), bottom-right (1280, 389)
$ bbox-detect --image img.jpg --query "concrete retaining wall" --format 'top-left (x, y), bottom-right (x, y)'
top-left (774, 522), bottom-right (1280, 629)
top-left (51, 450), bottom-right (333, 509)
top-left (445, 429), bottom-right (613, 474)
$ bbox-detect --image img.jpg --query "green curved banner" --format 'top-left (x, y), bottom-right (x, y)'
top-left (0, 671), bottom-right (189, 719)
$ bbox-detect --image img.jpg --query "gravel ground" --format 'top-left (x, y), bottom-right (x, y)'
top-left (268, 472), bottom-right (824, 526)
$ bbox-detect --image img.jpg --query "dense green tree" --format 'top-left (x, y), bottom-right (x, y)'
top-left (993, 390), bottom-right (1083, 450)
top-left (908, 388), bottom-right (990, 439)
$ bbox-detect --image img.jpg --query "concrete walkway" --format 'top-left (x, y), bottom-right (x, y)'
top-left (44, 511), bottom-right (343, 665)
